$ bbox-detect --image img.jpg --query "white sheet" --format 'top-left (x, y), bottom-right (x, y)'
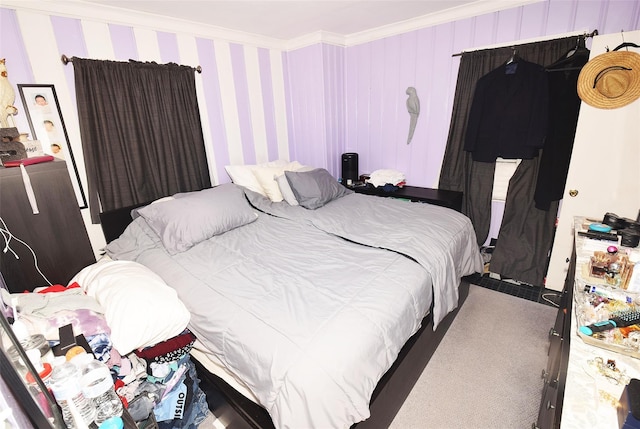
top-left (190, 340), bottom-right (259, 403)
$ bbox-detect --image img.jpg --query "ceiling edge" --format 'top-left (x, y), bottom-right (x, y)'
top-left (1, 0), bottom-right (287, 49)
top-left (2, 0), bottom-right (546, 52)
top-left (285, 31), bottom-right (347, 51)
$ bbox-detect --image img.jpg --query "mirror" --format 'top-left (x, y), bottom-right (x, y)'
top-left (0, 272), bottom-right (64, 428)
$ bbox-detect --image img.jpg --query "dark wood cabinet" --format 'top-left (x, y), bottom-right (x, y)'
top-left (535, 248), bottom-right (574, 429)
top-left (0, 160), bottom-right (95, 292)
top-left (349, 185), bottom-right (463, 212)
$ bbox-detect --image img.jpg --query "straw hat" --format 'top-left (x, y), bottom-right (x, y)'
top-left (577, 50), bottom-right (640, 109)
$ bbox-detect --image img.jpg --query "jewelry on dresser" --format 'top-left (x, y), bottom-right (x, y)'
top-left (598, 390), bottom-right (621, 407)
top-left (587, 356), bottom-right (631, 385)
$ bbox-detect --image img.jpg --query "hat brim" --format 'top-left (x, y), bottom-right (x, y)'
top-left (577, 51), bottom-right (640, 109)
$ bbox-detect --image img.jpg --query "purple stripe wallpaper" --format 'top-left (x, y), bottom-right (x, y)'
top-left (158, 32), bottom-right (180, 65)
top-left (109, 24), bottom-right (138, 62)
top-left (284, 43), bottom-right (325, 167)
top-left (0, 9), bottom-right (33, 115)
top-left (257, 48), bottom-right (279, 163)
top-left (1, 0), bottom-right (639, 196)
top-left (229, 42), bottom-right (257, 166)
top-left (195, 37), bottom-right (229, 181)
top-left (50, 16), bottom-right (85, 112)
top-left (323, 1), bottom-right (635, 187)
top-left (321, 43), bottom-right (344, 176)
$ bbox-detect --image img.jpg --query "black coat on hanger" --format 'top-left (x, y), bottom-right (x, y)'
top-left (465, 58), bottom-right (548, 162)
top-left (535, 41), bottom-right (590, 210)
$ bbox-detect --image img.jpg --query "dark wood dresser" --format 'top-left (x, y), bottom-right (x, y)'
top-left (0, 160), bottom-right (95, 292)
top-left (349, 185), bottom-right (463, 212)
top-left (534, 249), bottom-right (573, 428)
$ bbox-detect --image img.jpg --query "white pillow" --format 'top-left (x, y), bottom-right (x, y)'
top-left (253, 166), bottom-right (287, 202)
top-left (249, 162), bottom-right (303, 202)
top-left (70, 260), bottom-right (190, 355)
top-left (224, 159), bottom-right (289, 195)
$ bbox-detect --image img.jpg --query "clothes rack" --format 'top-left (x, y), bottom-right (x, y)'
top-left (60, 54), bottom-right (202, 73)
top-left (451, 30), bottom-right (599, 58)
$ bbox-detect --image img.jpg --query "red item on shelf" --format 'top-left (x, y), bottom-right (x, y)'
top-left (36, 282), bottom-right (81, 294)
top-left (3, 155), bottom-right (55, 167)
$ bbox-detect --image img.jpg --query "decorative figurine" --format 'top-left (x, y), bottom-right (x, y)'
top-left (405, 86), bottom-right (420, 145)
top-left (0, 58), bottom-right (19, 128)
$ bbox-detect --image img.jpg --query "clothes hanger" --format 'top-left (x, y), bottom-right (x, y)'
top-left (566, 36), bottom-right (589, 58)
top-left (606, 29), bottom-right (639, 52)
top-left (546, 36), bottom-right (590, 72)
top-left (505, 48), bottom-right (518, 65)
top-left (611, 42), bottom-right (640, 51)
top-left (504, 48), bottom-right (521, 74)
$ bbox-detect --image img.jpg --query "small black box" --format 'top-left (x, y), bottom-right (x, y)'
top-left (619, 379), bottom-right (640, 429)
top-left (51, 324), bottom-right (94, 357)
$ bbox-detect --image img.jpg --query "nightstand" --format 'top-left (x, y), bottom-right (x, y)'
top-left (349, 185), bottom-right (463, 212)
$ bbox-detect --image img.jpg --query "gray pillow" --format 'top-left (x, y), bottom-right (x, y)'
top-left (137, 183), bottom-right (257, 254)
top-left (284, 168), bottom-right (352, 210)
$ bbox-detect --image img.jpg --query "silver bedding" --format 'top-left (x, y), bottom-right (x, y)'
top-left (106, 211), bottom-right (436, 428)
top-left (246, 190), bottom-right (483, 329)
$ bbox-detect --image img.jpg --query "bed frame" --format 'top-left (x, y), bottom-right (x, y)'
top-left (99, 203), bottom-right (470, 429)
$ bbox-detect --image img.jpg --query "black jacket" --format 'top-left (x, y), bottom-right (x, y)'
top-left (534, 49), bottom-right (589, 210)
top-left (464, 59), bottom-right (549, 162)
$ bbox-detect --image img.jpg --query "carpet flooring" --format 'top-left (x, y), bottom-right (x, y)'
top-left (389, 283), bottom-right (557, 429)
top-left (198, 281), bottom-right (558, 429)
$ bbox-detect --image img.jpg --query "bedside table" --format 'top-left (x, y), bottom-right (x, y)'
top-left (349, 185), bottom-right (463, 212)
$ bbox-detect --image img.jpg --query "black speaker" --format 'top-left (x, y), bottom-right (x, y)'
top-left (341, 153), bottom-right (358, 185)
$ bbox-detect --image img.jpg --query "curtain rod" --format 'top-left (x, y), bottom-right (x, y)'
top-left (60, 54), bottom-right (202, 73)
top-left (451, 29), bottom-right (599, 57)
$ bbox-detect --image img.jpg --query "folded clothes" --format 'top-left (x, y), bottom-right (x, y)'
top-left (2, 287), bottom-right (104, 317)
top-left (135, 330), bottom-right (196, 363)
top-left (368, 169), bottom-right (406, 188)
top-left (16, 308), bottom-right (110, 342)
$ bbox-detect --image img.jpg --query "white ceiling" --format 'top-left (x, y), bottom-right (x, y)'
top-left (76, 0), bottom-right (490, 40)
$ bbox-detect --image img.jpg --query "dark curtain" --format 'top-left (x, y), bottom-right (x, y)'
top-left (439, 36), bottom-right (583, 286)
top-left (72, 58), bottom-right (211, 223)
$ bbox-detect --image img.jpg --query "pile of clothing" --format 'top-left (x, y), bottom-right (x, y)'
top-left (120, 330), bottom-right (208, 428)
top-left (367, 169), bottom-right (406, 190)
top-left (2, 282), bottom-right (209, 428)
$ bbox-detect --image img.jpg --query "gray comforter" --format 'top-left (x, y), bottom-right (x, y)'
top-left (106, 212), bottom-right (434, 429)
top-left (246, 190), bottom-right (483, 329)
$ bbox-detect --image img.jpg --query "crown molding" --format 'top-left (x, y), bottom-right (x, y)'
top-left (285, 31), bottom-right (346, 51)
top-left (345, 0), bottom-right (543, 47)
top-left (2, 0), bottom-right (545, 52)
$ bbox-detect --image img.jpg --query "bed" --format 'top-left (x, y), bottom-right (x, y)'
top-left (99, 169), bottom-right (482, 429)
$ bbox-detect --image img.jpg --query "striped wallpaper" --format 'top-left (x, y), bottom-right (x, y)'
top-left (1, 0), bottom-right (639, 252)
top-left (340, 0), bottom-right (640, 188)
top-left (0, 7), bottom-right (291, 197)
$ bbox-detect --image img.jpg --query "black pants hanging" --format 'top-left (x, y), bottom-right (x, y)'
top-left (466, 157), bottom-right (558, 287)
